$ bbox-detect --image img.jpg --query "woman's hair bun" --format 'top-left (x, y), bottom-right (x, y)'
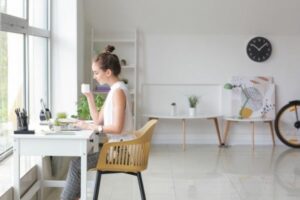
top-left (105, 45), bottom-right (115, 53)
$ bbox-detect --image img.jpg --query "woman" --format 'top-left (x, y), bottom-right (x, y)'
top-left (61, 45), bottom-right (134, 200)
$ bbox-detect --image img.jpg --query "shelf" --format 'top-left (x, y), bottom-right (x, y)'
top-left (93, 39), bottom-right (135, 43)
top-left (129, 89), bottom-right (135, 95)
top-left (93, 89), bottom-right (135, 95)
top-left (93, 91), bottom-right (109, 94)
top-left (122, 65), bottom-right (136, 69)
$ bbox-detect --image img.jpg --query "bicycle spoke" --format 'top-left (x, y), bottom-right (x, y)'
top-left (295, 104), bottom-right (299, 122)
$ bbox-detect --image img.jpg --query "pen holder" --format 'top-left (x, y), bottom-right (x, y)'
top-left (14, 130), bottom-right (35, 134)
top-left (14, 108), bottom-right (35, 134)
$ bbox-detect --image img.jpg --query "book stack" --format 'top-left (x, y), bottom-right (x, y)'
top-left (95, 84), bottom-right (110, 93)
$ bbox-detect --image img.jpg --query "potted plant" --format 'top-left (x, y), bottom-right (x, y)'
top-left (50, 112), bottom-right (68, 131)
top-left (171, 102), bottom-right (176, 116)
top-left (120, 59), bottom-right (127, 66)
top-left (76, 94), bottom-right (105, 120)
top-left (188, 95), bottom-right (198, 116)
top-left (120, 78), bottom-right (129, 87)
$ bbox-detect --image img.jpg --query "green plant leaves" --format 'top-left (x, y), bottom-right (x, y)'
top-left (188, 95), bottom-right (199, 108)
top-left (224, 83), bottom-right (234, 89)
top-left (77, 94), bottom-right (105, 120)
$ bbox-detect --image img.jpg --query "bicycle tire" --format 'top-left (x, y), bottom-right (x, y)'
top-left (275, 101), bottom-right (300, 148)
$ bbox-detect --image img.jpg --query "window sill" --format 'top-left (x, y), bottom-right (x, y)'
top-left (0, 154), bottom-right (13, 196)
top-left (0, 153), bottom-right (39, 197)
top-left (0, 148), bottom-right (13, 162)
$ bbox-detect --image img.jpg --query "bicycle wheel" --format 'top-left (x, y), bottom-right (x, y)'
top-left (275, 101), bottom-right (300, 148)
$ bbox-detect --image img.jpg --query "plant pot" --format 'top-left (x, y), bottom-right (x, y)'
top-left (171, 105), bottom-right (176, 116)
top-left (189, 107), bottom-right (196, 116)
top-left (53, 125), bottom-right (62, 132)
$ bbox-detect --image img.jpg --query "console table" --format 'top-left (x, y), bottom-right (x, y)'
top-left (223, 117), bottom-right (275, 148)
top-left (144, 114), bottom-right (223, 150)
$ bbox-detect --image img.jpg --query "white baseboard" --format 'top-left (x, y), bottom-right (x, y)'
top-left (151, 131), bottom-right (283, 145)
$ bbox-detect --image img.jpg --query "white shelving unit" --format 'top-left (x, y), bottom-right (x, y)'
top-left (91, 29), bottom-right (138, 128)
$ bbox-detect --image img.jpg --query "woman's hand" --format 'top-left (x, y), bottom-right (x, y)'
top-left (75, 120), bottom-right (91, 130)
top-left (83, 91), bottom-right (93, 99)
top-left (75, 120), bottom-right (98, 131)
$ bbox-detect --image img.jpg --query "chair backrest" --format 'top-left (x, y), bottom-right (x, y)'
top-left (97, 119), bottom-right (158, 172)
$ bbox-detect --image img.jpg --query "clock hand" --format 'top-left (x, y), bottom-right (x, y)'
top-left (257, 43), bottom-right (268, 51)
top-left (250, 44), bottom-right (259, 51)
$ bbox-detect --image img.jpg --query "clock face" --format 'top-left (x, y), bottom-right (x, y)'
top-left (246, 37), bottom-right (272, 62)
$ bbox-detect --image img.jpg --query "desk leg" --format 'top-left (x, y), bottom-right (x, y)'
top-left (13, 139), bottom-right (20, 200)
top-left (93, 133), bottom-right (99, 153)
top-left (182, 119), bottom-right (186, 151)
top-left (223, 121), bottom-right (231, 145)
top-left (209, 118), bottom-right (223, 146)
top-left (37, 157), bottom-right (44, 200)
top-left (81, 141), bottom-right (88, 200)
top-left (268, 121), bottom-right (276, 146)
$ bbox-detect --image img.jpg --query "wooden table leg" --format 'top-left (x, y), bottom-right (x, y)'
top-left (223, 120), bottom-right (231, 145)
top-left (251, 122), bottom-right (255, 149)
top-left (182, 119), bottom-right (186, 151)
top-left (268, 121), bottom-right (276, 146)
top-left (209, 118), bottom-right (223, 146)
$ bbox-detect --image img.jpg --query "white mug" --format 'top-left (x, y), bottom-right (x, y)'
top-left (81, 83), bottom-right (90, 93)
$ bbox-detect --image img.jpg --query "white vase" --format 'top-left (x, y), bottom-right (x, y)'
top-left (171, 105), bottom-right (176, 116)
top-left (189, 107), bottom-right (196, 116)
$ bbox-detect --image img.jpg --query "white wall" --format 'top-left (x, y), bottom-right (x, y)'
top-left (51, 0), bottom-right (78, 116)
top-left (83, 0), bottom-right (300, 144)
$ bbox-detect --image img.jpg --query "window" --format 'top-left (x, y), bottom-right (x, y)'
top-left (0, 32), bottom-right (24, 157)
top-left (0, 0), bottom-right (50, 159)
top-left (28, 36), bottom-right (48, 122)
top-left (29, 0), bottom-right (48, 29)
top-left (0, 0), bottom-right (24, 18)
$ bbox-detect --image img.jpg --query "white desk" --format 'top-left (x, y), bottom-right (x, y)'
top-left (13, 130), bottom-right (94, 200)
top-left (223, 117), bottom-right (275, 148)
top-left (144, 114), bottom-right (222, 150)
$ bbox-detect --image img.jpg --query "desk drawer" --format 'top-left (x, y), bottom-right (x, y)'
top-left (17, 139), bottom-right (88, 156)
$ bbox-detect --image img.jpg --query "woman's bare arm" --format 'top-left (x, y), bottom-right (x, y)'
top-left (85, 93), bottom-right (103, 125)
top-left (79, 89), bottom-right (126, 133)
top-left (83, 89), bottom-right (125, 133)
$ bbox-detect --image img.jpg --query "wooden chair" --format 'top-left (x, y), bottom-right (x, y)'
top-left (93, 119), bottom-right (158, 200)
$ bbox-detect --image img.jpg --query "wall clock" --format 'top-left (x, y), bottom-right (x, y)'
top-left (246, 36), bottom-right (272, 62)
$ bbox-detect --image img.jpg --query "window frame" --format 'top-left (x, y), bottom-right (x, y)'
top-left (0, 0), bottom-right (51, 161)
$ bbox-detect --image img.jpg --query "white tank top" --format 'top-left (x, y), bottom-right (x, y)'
top-left (103, 81), bottom-right (134, 142)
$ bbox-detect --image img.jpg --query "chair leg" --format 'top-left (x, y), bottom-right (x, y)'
top-left (93, 171), bottom-right (102, 200)
top-left (137, 172), bottom-right (146, 200)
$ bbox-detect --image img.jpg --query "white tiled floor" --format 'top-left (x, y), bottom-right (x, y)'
top-left (45, 144), bottom-right (300, 200)
top-left (1, 145), bottom-right (300, 199)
